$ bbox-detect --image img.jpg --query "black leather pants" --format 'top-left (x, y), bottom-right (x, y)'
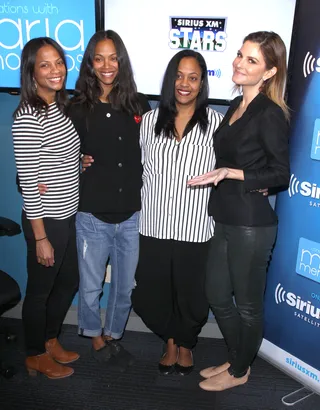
top-left (206, 222), bottom-right (277, 377)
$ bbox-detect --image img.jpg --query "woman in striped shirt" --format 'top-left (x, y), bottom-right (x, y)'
top-left (131, 50), bottom-right (223, 375)
top-left (12, 37), bottom-right (80, 379)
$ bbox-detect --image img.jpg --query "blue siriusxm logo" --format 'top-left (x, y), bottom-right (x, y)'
top-left (311, 119), bottom-right (320, 161)
top-left (296, 238), bottom-right (320, 283)
top-left (207, 68), bottom-right (221, 78)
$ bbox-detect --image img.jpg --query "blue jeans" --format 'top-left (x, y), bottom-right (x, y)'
top-left (76, 211), bottom-right (139, 339)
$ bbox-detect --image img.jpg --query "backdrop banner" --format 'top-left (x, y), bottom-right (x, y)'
top-left (259, 0), bottom-right (320, 393)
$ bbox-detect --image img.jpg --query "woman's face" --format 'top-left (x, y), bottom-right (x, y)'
top-left (232, 40), bottom-right (274, 89)
top-left (93, 39), bottom-right (119, 90)
top-left (33, 45), bottom-right (66, 102)
top-left (175, 57), bottom-right (202, 108)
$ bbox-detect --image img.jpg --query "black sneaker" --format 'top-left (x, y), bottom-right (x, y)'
top-left (106, 340), bottom-right (135, 367)
top-left (91, 344), bottom-right (127, 372)
top-left (91, 344), bottom-right (112, 363)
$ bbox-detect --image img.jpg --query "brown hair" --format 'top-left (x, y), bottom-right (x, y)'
top-left (243, 31), bottom-right (289, 120)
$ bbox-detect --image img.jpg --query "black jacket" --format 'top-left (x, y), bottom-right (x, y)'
top-left (69, 93), bottom-right (151, 215)
top-left (208, 93), bottom-right (290, 226)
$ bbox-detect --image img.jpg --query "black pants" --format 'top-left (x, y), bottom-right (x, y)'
top-left (22, 211), bottom-right (79, 356)
top-left (206, 222), bottom-right (277, 377)
top-left (132, 235), bottom-right (209, 349)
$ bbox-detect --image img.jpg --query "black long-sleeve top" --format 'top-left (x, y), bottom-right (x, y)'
top-left (69, 93), bottom-right (150, 222)
top-left (208, 93), bottom-right (290, 226)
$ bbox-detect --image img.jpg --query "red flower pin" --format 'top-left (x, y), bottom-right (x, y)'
top-left (134, 115), bottom-right (142, 124)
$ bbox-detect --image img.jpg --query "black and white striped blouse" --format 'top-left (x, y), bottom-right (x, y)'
top-left (12, 102), bottom-right (80, 220)
top-left (140, 107), bottom-right (223, 243)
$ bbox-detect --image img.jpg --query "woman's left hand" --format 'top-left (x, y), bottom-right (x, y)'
top-left (187, 168), bottom-right (229, 187)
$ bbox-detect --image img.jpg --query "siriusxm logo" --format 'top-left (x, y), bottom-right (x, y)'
top-left (296, 238), bottom-right (320, 283)
top-left (303, 52), bottom-right (320, 78)
top-left (207, 68), bottom-right (221, 78)
top-left (169, 17), bottom-right (227, 51)
top-left (311, 119), bottom-right (320, 161)
top-left (275, 283), bottom-right (320, 320)
top-left (288, 174), bottom-right (320, 199)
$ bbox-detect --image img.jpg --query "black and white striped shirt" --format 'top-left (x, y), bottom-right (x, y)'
top-left (140, 108), bottom-right (223, 243)
top-left (12, 102), bottom-right (80, 220)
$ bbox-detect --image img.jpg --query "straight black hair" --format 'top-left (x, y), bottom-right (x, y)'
top-left (72, 30), bottom-right (143, 115)
top-left (13, 37), bottom-right (68, 118)
top-left (155, 50), bottom-right (209, 138)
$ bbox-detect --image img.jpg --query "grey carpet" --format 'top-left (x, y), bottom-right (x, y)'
top-left (0, 318), bottom-right (319, 410)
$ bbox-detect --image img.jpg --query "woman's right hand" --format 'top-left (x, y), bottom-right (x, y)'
top-left (36, 238), bottom-right (55, 267)
top-left (81, 155), bottom-right (94, 172)
top-left (38, 183), bottom-right (48, 195)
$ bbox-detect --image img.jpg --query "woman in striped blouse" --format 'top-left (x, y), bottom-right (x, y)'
top-left (131, 50), bottom-right (223, 375)
top-left (12, 37), bottom-right (80, 379)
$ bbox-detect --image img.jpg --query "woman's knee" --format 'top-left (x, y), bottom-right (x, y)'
top-left (237, 303), bottom-right (264, 324)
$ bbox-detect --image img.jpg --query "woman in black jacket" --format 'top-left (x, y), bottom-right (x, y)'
top-left (69, 30), bottom-right (150, 369)
top-left (188, 31), bottom-right (290, 391)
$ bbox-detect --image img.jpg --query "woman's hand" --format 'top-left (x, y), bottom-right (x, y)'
top-left (38, 183), bottom-right (48, 195)
top-left (36, 238), bottom-right (55, 267)
top-left (187, 168), bottom-right (230, 187)
top-left (258, 188), bottom-right (269, 196)
top-left (81, 155), bottom-right (94, 172)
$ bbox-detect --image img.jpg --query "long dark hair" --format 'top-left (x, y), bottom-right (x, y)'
top-left (72, 30), bottom-right (142, 114)
top-left (155, 50), bottom-right (209, 138)
top-left (13, 37), bottom-right (68, 118)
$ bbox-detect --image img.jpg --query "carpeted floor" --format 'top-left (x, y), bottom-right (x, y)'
top-left (0, 318), bottom-right (319, 410)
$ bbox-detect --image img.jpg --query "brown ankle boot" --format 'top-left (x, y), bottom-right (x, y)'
top-left (45, 338), bottom-right (80, 364)
top-left (26, 352), bottom-right (74, 379)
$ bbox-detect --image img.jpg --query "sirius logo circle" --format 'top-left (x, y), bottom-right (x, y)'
top-left (288, 174), bottom-right (300, 197)
top-left (288, 173), bottom-right (320, 199)
top-left (274, 283), bottom-right (320, 319)
top-left (275, 283), bottom-right (286, 304)
top-left (303, 51), bottom-right (320, 78)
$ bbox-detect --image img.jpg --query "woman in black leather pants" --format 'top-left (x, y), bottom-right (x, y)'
top-left (188, 31), bottom-right (290, 391)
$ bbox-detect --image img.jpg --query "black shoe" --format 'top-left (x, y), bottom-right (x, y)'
top-left (175, 351), bottom-right (194, 376)
top-left (91, 345), bottom-right (112, 363)
top-left (106, 340), bottom-right (135, 366)
top-left (158, 353), bottom-right (176, 375)
top-left (91, 344), bottom-right (127, 372)
top-left (158, 362), bottom-right (176, 375)
top-left (174, 362), bottom-right (194, 376)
